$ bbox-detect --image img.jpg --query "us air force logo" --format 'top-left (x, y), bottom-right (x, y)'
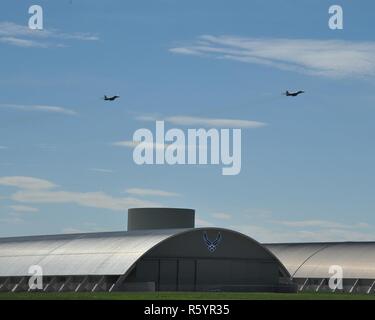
top-left (203, 232), bottom-right (222, 252)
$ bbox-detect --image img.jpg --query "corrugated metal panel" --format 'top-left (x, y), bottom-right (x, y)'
top-left (266, 242), bottom-right (375, 279)
top-left (0, 230), bottom-right (182, 277)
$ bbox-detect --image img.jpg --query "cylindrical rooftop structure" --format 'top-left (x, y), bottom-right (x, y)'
top-left (128, 208), bottom-right (195, 231)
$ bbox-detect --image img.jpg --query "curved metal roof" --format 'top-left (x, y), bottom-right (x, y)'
top-left (0, 229), bottom-right (182, 277)
top-left (266, 242), bottom-right (375, 279)
top-left (0, 228), bottom-right (290, 278)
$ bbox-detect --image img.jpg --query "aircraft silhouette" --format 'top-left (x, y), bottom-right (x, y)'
top-left (285, 90), bottom-right (304, 97)
top-left (103, 95), bottom-right (120, 101)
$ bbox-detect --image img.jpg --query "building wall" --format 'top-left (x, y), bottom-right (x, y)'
top-left (123, 229), bottom-right (294, 292)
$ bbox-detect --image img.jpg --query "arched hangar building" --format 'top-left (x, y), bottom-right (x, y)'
top-left (266, 242), bottom-right (375, 294)
top-left (0, 208), bottom-right (294, 293)
top-left (0, 208), bottom-right (374, 294)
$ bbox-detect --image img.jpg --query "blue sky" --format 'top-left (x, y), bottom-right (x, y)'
top-left (0, 0), bottom-right (375, 242)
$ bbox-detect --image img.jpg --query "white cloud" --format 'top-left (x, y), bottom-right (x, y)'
top-left (0, 37), bottom-right (47, 48)
top-left (0, 176), bottom-right (57, 190)
top-left (62, 223), bottom-right (108, 234)
top-left (0, 176), bottom-right (160, 212)
top-left (230, 224), bottom-right (287, 243)
top-left (211, 212), bottom-right (232, 220)
top-left (227, 216), bottom-right (375, 242)
top-left (112, 140), bottom-right (168, 150)
top-left (170, 35), bottom-right (375, 78)
top-left (231, 224), bottom-right (375, 243)
top-left (169, 47), bottom-right (202, 55)
top-left (357, 222), bottom-right (370, 228)
top-left (112, 140), bottom-right (137, 148)
top-left (195, 217), bottom-right (215, 227)
top-left (113, 115), bottom-right (265, 149)
top-left (0, 22), bottom-right (50, 38)
top-left (9, 205), bottom-right (39, 213)
top-left (112, 139), bottom-right (209, 157)
top-left (11, 190), bottom-right (160, 212)
top-left (126, 188), bottom-right (180, 197)
top-left (137, 115), bottom-right (266, 128)
top-left (272, 219), bottom-right (370, 229)
top-left (0, 22), bottom-right (98, 48)
top-left (228, 210), bottom-right (375, 242)
top-left (0, 146), bottom-right (7, 150)
top-left (0, 104), bottom-right (77, 116)
top-left (274, 219), bottom-right (345, 229)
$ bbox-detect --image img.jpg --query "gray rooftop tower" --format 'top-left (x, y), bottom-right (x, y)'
top-left (127, 208), bottom-right (195, 231)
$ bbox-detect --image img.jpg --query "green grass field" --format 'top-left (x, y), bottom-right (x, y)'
top-left (0, 292), bottom-right (374, 300)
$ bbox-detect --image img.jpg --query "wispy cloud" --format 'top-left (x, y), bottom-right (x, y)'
top-left (11, 190), bottom-right (159, 211)
top-left (0, 36), bottom-right (47, 48)
top-left (112, 140), bottom-right (168, 150)
top-left (226, 209), bottom-right (375, 242)
top-left (112, 140), bottom-right (207, 153)
top-left (113, 114), bottom-right (255, 152)
top-left (272, 219), bottom-right (370, 230)
top-left (195, 217), bottom-right (215, 227)
top-left (170, 35), bottom-right (375, 78)
top-left (0, 104), bottom-right (77, 115)
top-left (0, 22), bottom-right (98, 48)
top-left (62, 222), bottom-right (109, 234)
top-left (137, 115), bottom-right (266, 128)
top-left (231, 223), bottom-right (375, 243)
top-left (211, 212), bottom-right (232, 220)
top-left (0, 176), bottom-right (57, 190)
top-left (0, 146), bottom-right (7, 150)
top-left (9, 205), bottom-right (39, 213)
top-left (112, 140), bottom-right (137, 148)
top-left (0, 176), bottom-right (160, 212)
top-left (126, 188), bottom-right (180, 197)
